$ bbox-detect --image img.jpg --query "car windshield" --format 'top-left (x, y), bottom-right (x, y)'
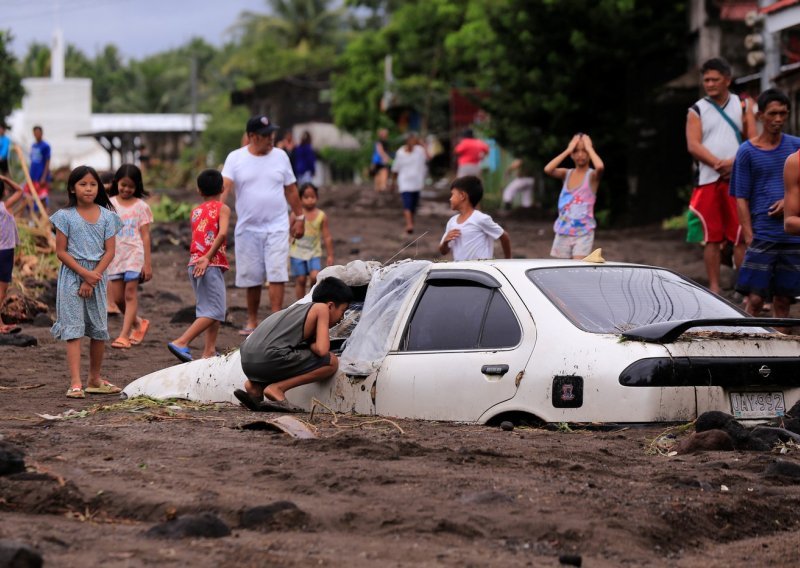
top-left (527, 266), bottom-right (745, 334)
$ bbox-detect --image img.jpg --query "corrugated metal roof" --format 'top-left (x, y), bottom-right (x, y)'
top-left (762, 0), bottom-right (800, 15)
top-left (87, 113), bottom-right (209, 133)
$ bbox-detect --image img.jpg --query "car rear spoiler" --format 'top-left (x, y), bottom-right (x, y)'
top-left (621, 318), bottom-right (800, 343)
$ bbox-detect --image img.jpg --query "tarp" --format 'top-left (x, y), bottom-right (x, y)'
top-left (339, 259), bottom-right (431, 375)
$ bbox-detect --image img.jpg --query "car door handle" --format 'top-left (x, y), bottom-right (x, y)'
top-left (481, 364), bottom-right (509, 376)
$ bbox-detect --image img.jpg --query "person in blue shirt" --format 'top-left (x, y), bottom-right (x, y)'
top-left (0, 123), bottom-right (10, 175)
top-left (730, 89), bottom-right (800, 318)
top-left (28, 125), bottom-right (52, 211)
top-left (293, 131), bottom-right (316, 185)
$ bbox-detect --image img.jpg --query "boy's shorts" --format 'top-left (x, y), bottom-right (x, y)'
top-left (0, 248), bottom-right (14, 282)
top-left (108, 271), bottom-right (141, 282)
top-left (188, 265), bottom-right (227, 321)
top-left (242, 352), bottom-right (331, 385)
top-left (736, 239), bottom-right (800, 299)
top-left (291, 256), bottom-right (323, 277)
top-left (689, 180), bottom-right (741, 244)
top-left (551, 233), bottom-right (594, 259)
top-left (400, 191), bottom-right (421, 213)
top-left (234, 228), bottom-right (289, 287)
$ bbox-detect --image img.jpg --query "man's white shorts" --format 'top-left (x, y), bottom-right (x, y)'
top-left (234, 228), bottom-right (289, 287)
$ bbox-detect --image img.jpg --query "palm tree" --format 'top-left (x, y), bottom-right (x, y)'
top-left (233, 0), bottom-right (345, 54)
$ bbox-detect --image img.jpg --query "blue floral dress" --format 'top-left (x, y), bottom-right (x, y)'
top-left (50, 207), bottom-right (123, 341)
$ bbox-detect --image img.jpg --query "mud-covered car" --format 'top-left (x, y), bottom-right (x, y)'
top-left (125, 259), bottom-right (800, 424)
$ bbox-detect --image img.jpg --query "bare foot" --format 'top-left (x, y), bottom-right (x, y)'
top-left (264, 385), bottom-right (286, 402)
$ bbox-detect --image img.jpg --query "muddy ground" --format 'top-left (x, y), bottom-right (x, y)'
top-left (1, 185), bottom-right (799, 567)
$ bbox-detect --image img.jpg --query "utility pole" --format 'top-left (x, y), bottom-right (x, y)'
top-left (760, 0), bottom-right (780, 91)
top-left (190, 56), bottom-right (198, 146)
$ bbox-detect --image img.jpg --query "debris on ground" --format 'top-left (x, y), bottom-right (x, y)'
top-left (0, 441), bottom-right (26, 476)
top-left (239, 501), bottom-right (309, 532)
top-left (240, 415), bottom-right (318, 439)
top-left (145, 513), bottom-right (231, 539)
top-left (0, 539), bottom-right (43, 568)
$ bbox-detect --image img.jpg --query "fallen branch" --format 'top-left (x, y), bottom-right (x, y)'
top-left (0, 383), bottom-right (46, 391)
top-left (309, 397), bottom-right (404, 434)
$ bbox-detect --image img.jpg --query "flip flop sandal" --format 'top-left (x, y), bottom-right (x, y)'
top-left (167, 342), bottom-right (193, 363)
top-left (233, 388), bottom-right (261, 411)
top-left (258, 399), bottom-right (304, 413)
top-left (129, 318), bottom-right (150, 345)
top-left (111, 337), bottom-right (131, 349)
top-left (66, 386), bottom-right (85, 399)
top-left (0, 325), bottom-right (21, 335)
top-left (238, 327), bottom-right (255, 337)
top-left (85, 380), bottom-right (122, 394)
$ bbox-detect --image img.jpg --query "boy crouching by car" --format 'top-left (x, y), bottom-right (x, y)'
top-left (234, 277), bottom-right (353, 412)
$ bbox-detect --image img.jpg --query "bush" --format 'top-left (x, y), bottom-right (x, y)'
top-left (318, 146), bottom-right (370, 182)
top-left (150, 195), bottom-right (193, 222)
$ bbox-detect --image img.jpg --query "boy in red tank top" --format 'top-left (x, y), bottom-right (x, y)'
top-left (167, 170), bottom-right (231, 362)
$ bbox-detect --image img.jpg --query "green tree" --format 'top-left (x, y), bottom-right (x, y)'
top-left (333, 0), bottom-right (482, 135)
top-left (224, 0), bottom-right (345, 85)
top-left (0, 31), bottom-right (24, 121)
top-left (333, 0), bottom-right (688, 221)
top-left (19, 41), bottom-right (50, 77)
top-left (470, 0), bottom-right (688, 221)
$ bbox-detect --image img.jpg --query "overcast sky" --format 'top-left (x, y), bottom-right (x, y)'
top-left (2, 0), bottom-right (268, 60)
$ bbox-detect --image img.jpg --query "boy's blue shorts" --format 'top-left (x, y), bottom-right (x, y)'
top-left (291, 256), bottom-right (322, 277)
top-left (736, 238), bottom-right (800, 299)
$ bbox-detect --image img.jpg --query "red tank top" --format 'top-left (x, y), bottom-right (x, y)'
top-left (189, 201), bottom-right (229, 270)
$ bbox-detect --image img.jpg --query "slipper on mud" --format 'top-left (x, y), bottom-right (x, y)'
top-left (167, 342), bottom-right (193, 363)
top-left (85, 380), bottom-right (122, 394)
top-left (238, 327), bottom-right (255, 337)
top-left (66, 386), bottom-right (85, 399)
top-left (0, 325), bottom-right (21, 335)
top-left (129, 318), bottom-right (150, 345)
top-left (234, 389), bottom-right (262, 411)
top-left (111, 336), bottom-right (131, 349)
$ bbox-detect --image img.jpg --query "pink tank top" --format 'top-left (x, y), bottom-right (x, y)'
top-left (553, 168), bottom-right (596, 237)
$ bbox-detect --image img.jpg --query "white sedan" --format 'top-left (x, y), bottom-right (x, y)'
top-left (124, 259), bottom-right (800, 424)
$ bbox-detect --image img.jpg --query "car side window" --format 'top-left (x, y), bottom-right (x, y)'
top-left (481, 290), bottom-right (521, 348)
top-left (404, 281), bottom-right (520, 351)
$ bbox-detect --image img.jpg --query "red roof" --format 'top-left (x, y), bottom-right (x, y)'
top-left (762, 0), bottom-right (800, 15)
top-left (719, 0), bottom-right (758, 20)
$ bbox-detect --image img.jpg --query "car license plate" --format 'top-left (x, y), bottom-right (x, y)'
top-left (730, 391), bottom-right (786, 419)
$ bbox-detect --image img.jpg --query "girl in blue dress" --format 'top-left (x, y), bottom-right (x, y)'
top-left (50, 166), bottom-right (123, 398)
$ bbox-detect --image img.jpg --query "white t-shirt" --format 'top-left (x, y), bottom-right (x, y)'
top-left (391, 145), bottom-right (427, 192)
top-left (690, 94), bottom-right (744, 186)
top-left (221, 146), bottom-right (296, 232)
top-left (440, 210), bottom-right (505, 261)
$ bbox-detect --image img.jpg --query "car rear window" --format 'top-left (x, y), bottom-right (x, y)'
top-left (527, 266), bottom-right (743, 334)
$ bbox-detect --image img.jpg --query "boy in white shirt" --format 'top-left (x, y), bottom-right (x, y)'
top-left (439, 176), bottom-right (511, 261)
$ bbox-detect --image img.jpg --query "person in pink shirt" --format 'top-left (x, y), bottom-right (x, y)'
top-left (454, 129), bottom-right (489, 178)
top-left (106, 164), bottom-right (153, 349)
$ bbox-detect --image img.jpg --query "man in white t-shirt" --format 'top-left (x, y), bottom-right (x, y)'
top-left (440, 175), bottom-right (511, 261)
top-left (222, 115), bottom-right (305, 335)
top-left (390, 131), bottom-right (428, 235)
